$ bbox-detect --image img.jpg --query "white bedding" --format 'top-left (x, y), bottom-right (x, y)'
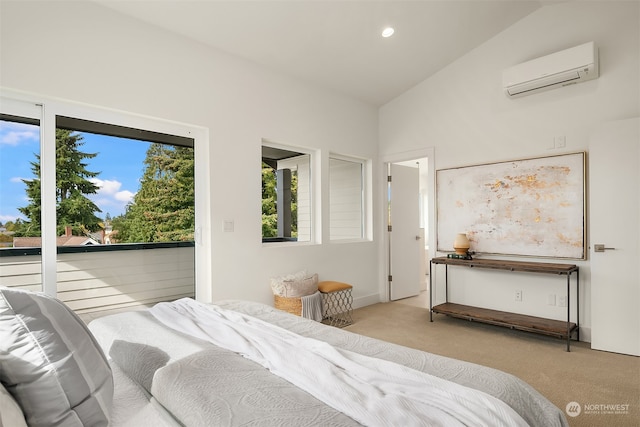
top-left (88, 299), bottom-right (569, 427)
top-left (108, 362), bottom-right (179, 427)
top-left (150, 298), bottom-right (527, 427)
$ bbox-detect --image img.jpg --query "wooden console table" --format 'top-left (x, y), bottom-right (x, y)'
top-left (429, 257), bottom-right (579, 351)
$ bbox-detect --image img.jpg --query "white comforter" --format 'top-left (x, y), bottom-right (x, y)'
top-left (150, 298), bottom-right (528, 427)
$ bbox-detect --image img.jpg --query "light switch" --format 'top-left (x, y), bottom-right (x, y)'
top-left (223, 220), bottom-right (234, 232)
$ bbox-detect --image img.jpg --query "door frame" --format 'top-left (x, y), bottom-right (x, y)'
top-left (380, 148), bottom-right (435, 302)
top-left (1, 89), bottom-right (212, 303)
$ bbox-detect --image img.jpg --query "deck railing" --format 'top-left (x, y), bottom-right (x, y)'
top-left (0, 245), bottom-right (195, 315)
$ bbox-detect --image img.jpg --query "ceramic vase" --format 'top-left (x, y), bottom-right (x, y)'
top-left (453, 233), bottom-right (470, 255)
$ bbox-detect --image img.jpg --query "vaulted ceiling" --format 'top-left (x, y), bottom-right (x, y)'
top-left (93, 1), bottom-right (558, 106)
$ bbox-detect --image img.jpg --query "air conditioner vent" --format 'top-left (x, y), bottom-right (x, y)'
top-left (503, 42), bottom-right (598, 98)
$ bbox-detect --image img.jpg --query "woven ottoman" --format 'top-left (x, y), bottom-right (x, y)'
top-left (318, 281), bottom-right (353, 327)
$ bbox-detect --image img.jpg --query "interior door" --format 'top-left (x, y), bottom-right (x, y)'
top-left (589, 117), bottom-right (639, 356)
top-left (389, 163), bottom-right (421, 300)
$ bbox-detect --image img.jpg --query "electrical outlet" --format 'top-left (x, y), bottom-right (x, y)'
top-left (558, 296), bottom-right (567, 307)
top-left (515, 290), bottom-right (523, 302)
top-left (548, 294), bottom-right (557, 306)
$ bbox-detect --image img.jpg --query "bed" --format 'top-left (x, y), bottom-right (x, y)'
top-left (0, 288), bottom-right (568, 427)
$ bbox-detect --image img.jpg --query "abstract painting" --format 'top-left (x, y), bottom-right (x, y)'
top-left (436, 152), bottom-right (586, 259)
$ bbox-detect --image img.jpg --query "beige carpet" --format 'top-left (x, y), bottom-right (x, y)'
top-left (345, 301), bottom-right (640, 427)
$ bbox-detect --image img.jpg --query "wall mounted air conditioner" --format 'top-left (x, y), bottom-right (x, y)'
top-left (503, 42), bottom-right (598, 98)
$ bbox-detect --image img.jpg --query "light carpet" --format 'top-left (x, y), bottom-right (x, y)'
top-left (345, 301), bottom-right (639, 427)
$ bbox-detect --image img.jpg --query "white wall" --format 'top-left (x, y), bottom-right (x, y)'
top-left (379, 1), bottom-right (640, 342)
top-left (0, 1), bottom-right (381, 307)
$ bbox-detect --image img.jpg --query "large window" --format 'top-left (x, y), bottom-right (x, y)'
top-left (329, 155), bottom-right (365, 241)
top-left (261, 143), bottom-right (311, 243)
top-left (57, 117), bottom-right (195, 247)
top-left (1, 100), bottom-right (202, 315)
top-left (1, 115), bottom-right (195, 251)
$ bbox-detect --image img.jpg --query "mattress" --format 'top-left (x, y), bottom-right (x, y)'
top-left (88, 300), bottom-right (568, 427)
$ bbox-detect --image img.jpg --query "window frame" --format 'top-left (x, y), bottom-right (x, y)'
top-left (56, 116), bottom-right (196, 246)
top-left (261, 140), bottom-right (317, 246)
top-left (0, 112), bottom-right (42, 245)
top-left (1, 116), bottom-right (197, 252)
top-left (0, 92), bottom-right (211, 301)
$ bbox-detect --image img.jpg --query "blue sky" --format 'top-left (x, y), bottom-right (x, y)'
top-left (0, 120), bottom-right (149, 224)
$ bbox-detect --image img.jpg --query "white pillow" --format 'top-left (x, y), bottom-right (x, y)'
top-left (282, 273), bottom-right (319, 297)
top-left (270, 271), bottom-right (319, 297)
top-left (0, 287), bottom-right (113, 427)
top-left (0, 381), bottom-right (27, 427)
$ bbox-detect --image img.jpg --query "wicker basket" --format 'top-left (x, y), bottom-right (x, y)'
top-left (274, 294), bottom-right (302, 316)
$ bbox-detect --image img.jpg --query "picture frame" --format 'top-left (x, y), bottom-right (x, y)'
top-left (436, 152), bottom-right (586, 259)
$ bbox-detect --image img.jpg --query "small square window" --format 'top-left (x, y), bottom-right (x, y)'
top-left (262, 143), bottom-right (311, 243)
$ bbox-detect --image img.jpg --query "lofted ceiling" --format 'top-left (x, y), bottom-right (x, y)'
top-left (92, 0), bottom-right (554, 106)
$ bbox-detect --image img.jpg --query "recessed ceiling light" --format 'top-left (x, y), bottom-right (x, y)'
top-left (381, 27), bottom-right (395, 38)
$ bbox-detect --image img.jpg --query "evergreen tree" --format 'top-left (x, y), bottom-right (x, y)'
top-left (16, 159), bottom-right (42, 236)
top-left (261, 162), bottom-right (278, 238)
top-left (261, 163), bottom-right (298, 239)
top-left (16, 129), bottom-right (102, 237)
top-left (4, 220), bottom-right (20, 232)
top-left (114, 143), bottom-right (194, 243)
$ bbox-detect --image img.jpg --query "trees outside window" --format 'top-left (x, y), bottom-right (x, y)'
top-left (113, 143), bottom-right (194, 242)
top-left (262, 161), bottom-right (299, 239)
top-left (16, 129), bottom-right (102, 238)
top-left (261, 161), bottom-right (278, 238)
top-left (0, 116), bottom-right (41, 244)
top-left (261, 143), bottom-right (310, 243)
top-left (2, 116), bottom-right (195, 249)
top-left (1, 105), bottom-right (200, 315)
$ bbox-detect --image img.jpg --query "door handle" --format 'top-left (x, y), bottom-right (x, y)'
top-left (594, 244), bottom-right (615, 252)
top-left (415, 235), bottom-right (422, 240)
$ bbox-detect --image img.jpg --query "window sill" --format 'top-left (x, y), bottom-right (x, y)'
top-left (261, 240), bottom-right (317, 248)
top-left (329, 238), bottom-right (371, 244)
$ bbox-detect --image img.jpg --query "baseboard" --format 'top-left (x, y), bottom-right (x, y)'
top-left (353, 293), bottom-right (381, 309)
